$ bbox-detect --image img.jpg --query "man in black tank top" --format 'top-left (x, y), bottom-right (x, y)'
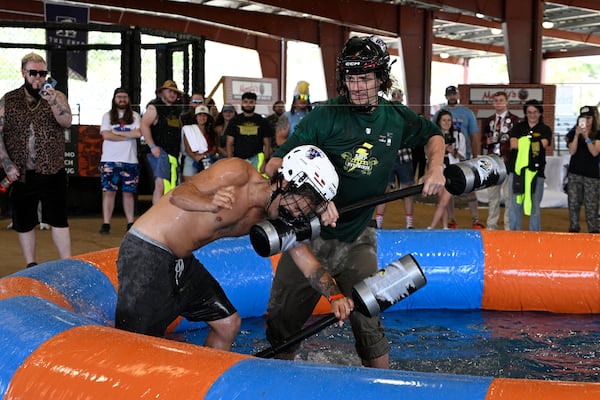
top-left (141, 80), bottom-right (183, 204)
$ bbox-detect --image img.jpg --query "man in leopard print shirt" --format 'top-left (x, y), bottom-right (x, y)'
top-left (0, 52), bottom-right (72, 268)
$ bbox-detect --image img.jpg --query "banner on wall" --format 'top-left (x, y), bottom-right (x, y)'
top-left (45, 2), bottom-right (89, 80)
top-left (468, 87), bottom-right (544, 105)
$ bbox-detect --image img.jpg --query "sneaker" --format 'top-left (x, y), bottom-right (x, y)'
top-left (6, 221), bottom-right (13, 230)
top-left (126, 222), bottom-right (134, 231)
top-left (472, 221), bottom-right (485, 229)
top-left (448, 220), bottom-right (457, 229)
top-left (26, 262), bottom-right (38, 269)
top-left (99, 223), bottom-right (110, 235)
top-left (39, 223), bottom-right (50, 230)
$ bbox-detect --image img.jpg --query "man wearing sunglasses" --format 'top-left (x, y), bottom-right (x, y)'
top-left (0, 52), bottom-right (73, 269)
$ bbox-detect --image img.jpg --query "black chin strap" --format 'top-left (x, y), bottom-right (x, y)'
top-left (265, 173), bottom-right (285, 213)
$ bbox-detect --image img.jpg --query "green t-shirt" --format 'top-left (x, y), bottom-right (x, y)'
top-left (274, 96), bottom-right (442, 242)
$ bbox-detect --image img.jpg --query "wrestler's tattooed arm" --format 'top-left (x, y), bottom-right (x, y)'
top-left (307, 267), bottom-right (341, 298)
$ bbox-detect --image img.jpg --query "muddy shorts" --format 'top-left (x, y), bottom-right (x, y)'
top-left (266, 227), bottom-right (390, 361)
top-left (115, 228), bottom-right (237, 337)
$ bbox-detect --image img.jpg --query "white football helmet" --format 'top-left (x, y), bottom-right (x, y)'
top-left (279, 145), bottom-right (339, 203)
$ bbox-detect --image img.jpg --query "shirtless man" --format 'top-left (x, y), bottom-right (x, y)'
top-left (115, 145), bottom-right (353, 351)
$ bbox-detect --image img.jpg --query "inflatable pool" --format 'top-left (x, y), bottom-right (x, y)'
top-left (1, 230), bottom-right (600, 399)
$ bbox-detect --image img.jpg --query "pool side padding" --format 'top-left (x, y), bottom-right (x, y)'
top-left (481, 230), bottom-right (600, 313)
top-left (11, 258), bottom-right (117, 325)
top-left (375, 229), bottom-right (485, 310)
top-left (2, 229), bottom-right (600, 398)
top-left (0, 275), bottom-right (74, 311)
top-left (486, 378), bottom-right (600, 399)
top-left (205, 358), bottom-right (494, 400)
top-left (7, 324), bottom-right (250, 399)
top-left (0, 296), bottom-right (98, 396)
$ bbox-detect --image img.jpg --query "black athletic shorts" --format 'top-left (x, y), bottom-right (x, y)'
top-left (10, 169), bottom-right (69, 232)
top-left (115, 228), bottom-right (237, 337)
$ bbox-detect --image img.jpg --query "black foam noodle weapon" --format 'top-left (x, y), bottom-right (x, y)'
top-left (340, 153), bottom-right (506, 213)
top-left (250, 154), bottom-right (507, 258)
top-left (254, 254), bottom-right (427, 358)
top-left (253, 154), bottom-right (507, 358)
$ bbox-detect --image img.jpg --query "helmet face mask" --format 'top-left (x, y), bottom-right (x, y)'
top-left (344, 73), bottom-right (382, 109)
top-left (336, 35), bottom-right (392, 104)
top-left (277, 182), bottom-right (324, 226)
top-left (273, 145), bottom-right (339, 224)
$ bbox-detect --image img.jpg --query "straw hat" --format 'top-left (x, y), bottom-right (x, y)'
top-left (156, 79), bottom-right (183, 95)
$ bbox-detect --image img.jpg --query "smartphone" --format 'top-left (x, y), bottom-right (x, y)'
top-left (578, 117), bottom-right (586, 129)
top-left (40, 76), bottom-right (57, 96)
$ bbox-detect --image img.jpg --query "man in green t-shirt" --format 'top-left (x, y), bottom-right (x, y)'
top-left (264, 35), bottom-right (445, 369)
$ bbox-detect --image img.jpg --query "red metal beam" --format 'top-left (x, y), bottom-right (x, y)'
top-left (398, 6), bottom-right (433, 114)
top-left (0, 0), bottom-right (42, 15)
top-left (544, 46), bottom-right (600, 59)
top-left (549, 0), bottom-right (600, 12)
top-left (432, 54), bottom-right (464, 64)
top-left (1, 0), bottom-right (599, 65)
top-left (399, 0), bottom-right (503, 19)
top-left (74, 0), bottom-right (321, 43)
top-left (435, 9), bottom-right (600, 47)
top-left (433, 37), bottom-right (504, 54)
top-left (434, 11), bottom-right (502, 28)
top-left (318, 23), bottom-right (348, 98)
top-left (544, 28), bottom-right (600, 46)
top-left (504, 0), bottom-right (543, 83)
top-left (249, 0), bottom-right (399, 35)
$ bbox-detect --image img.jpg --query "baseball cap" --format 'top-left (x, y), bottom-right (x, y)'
top-left (222, 103), bottom-right (236, 113)
top-left (194, 105), bottom-right (210, 115)
top-left (113, 87), bottom-right (129, 97)
top-left (579, 106), bottom-right (595, 118)
top-left (445, 85), bottom-right (458, 95)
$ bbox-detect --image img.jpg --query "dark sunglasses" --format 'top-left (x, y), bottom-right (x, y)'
top-left (27, 69), bottom-right (48, 77)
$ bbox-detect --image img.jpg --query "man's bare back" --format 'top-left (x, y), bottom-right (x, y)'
top-left (133, 157), bottom-right (270, 257)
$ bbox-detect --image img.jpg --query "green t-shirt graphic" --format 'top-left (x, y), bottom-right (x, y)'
top-left (274, 97), bottom-right (441, 241)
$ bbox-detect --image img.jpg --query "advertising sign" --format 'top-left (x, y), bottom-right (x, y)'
top-left (469, 87), bottom-right (544, 105)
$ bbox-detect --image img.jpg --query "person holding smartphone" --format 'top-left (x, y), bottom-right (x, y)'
top-left (0, 52), bottom-right (73, 268)
top-left (565, 105), bottom-right (600, 233)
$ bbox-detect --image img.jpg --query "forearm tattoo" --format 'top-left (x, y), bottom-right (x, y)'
top-left (307, 268), bottom-right (339, 297)
top-left (51, 94), bottom-right (72, 117)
